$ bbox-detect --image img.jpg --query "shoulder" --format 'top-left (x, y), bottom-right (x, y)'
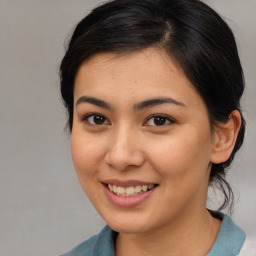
top-left (59, 225), bottom-right (117, 256)
top-left (207, 212), bottom-right (246, 256)
top-left (238, 236), bottom-right (256, 256)
top-left (208, 212), bottom-right (256, 256)
top-left (60, 234), bottom-right (98, 256)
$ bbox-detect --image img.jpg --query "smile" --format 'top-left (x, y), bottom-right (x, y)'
top-left (102, 180), bottom-right (158, 207)
top-left (107, 184), bottom-right (155, 197)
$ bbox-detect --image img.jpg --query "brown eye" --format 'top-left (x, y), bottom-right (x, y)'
top-left (86, 114), bottom-right (109, 125)
top-left (153, 116), bottom-right (167, 126)
top-left (146, 115), bottom-right (173, 126)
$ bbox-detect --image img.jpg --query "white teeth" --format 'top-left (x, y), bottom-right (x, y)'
top-left (117, 186), bottom-right (125, 196)
top-left (148, 184), bottom-right (154, 189)
top-left (135, 185), bottom-right (142, 193)
top-left (113, 185), bottom-right (118, 193)
top-left (107, 184), bottom-right (155, 196)
top-left (125, 186), bottom-right (135, 196)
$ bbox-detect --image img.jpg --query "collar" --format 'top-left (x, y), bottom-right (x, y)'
top-left (207, 212), bottom-right (246, 255)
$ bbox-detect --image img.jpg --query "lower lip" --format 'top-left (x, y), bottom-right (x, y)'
top-left (103, 184), bottom-right (157, 208)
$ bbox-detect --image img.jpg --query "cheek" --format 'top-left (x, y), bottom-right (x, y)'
top-left (70, 132), bottom-right (107, 205)
top-left (147, 133), bottom-right (212, 214)
top-left (147, 129), bottom-right (212, 181)
top-left (71, 132), bottom-right (104, 179)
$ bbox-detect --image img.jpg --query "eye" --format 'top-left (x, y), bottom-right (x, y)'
top-left (145, 115), bottom-right (174, 126)
top-left (83, 114), bottom-right (110, 125)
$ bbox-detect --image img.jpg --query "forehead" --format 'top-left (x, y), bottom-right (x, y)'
top-left (73, 48), bottom-right (203, 109)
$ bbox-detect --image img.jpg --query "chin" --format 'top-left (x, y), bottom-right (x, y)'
top-left (110, 222), bottom-right (148, 234)
top-left (102, 212), bottom-right (154, 234)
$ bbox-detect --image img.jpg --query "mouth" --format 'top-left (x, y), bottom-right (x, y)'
top-left (102, 181), bottom-right (158, 197)
top-left (107, 184), bottom-right (157, 196)
top-left (102, 180), bottom-right (158, 207)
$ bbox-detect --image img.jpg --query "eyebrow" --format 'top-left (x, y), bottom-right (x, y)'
top-left (76, 96), bottom-right (112, 109)
top-left (76, 96), bottom-right (186, 110)
top-left (134, 97), bottom-right (186, 110)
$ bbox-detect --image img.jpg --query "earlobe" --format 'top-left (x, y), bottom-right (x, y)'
top-left (210, 110), bottom-right (241, 164)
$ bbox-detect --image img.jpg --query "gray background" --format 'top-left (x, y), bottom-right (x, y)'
top-left (0, 1), bottom-right (255, 255)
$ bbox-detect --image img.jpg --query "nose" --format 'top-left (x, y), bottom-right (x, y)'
top-left (105, 126), bottom-right (145, 171)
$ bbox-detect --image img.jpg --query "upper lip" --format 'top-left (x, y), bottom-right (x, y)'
top-left (101, 179), bottom-right (157, 187)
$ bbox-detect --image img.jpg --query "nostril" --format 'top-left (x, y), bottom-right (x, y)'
top-left (105, 151), bottom-right (145, 171)
top-left (104, 134), bottom-right (145, 170)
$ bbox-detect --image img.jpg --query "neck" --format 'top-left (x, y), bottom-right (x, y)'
top-left (115, 208), bottom-right (221, 256)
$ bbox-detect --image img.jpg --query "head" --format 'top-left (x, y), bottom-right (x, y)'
top-left (60, 0), bottom-right (245, 219)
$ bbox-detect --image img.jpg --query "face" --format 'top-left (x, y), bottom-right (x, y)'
top-left (71, 48), bottom-right (215, 234)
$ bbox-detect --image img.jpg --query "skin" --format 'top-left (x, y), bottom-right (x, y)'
top-left (71, 48), bottom-right (241, 256)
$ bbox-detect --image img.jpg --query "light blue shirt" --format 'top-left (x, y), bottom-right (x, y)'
top-left (207, 212), bottom-right (246, 256)
top-left (60, 213), bottom-right (246, 256)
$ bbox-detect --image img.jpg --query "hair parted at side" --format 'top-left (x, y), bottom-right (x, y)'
top-left (60, 0), bottom-right (245, 212)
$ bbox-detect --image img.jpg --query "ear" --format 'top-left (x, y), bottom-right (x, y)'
top-left (210, 110), bottom-right (242, 164)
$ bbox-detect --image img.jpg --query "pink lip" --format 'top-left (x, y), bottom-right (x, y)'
top-left (102, 182), bottom-right (157, 208)
top-left (102, 179), bottom-right (156, 187)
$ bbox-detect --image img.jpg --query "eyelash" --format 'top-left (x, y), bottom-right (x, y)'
top-left (81, 113), bottom-right (175, 127)
top-left (81, 113), bottom-right (110, 125)
top-left (144, 114), bottom-right (175, 127)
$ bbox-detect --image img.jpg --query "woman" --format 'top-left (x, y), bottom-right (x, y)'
top-left (59, 0), bottom-right (255, 255)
